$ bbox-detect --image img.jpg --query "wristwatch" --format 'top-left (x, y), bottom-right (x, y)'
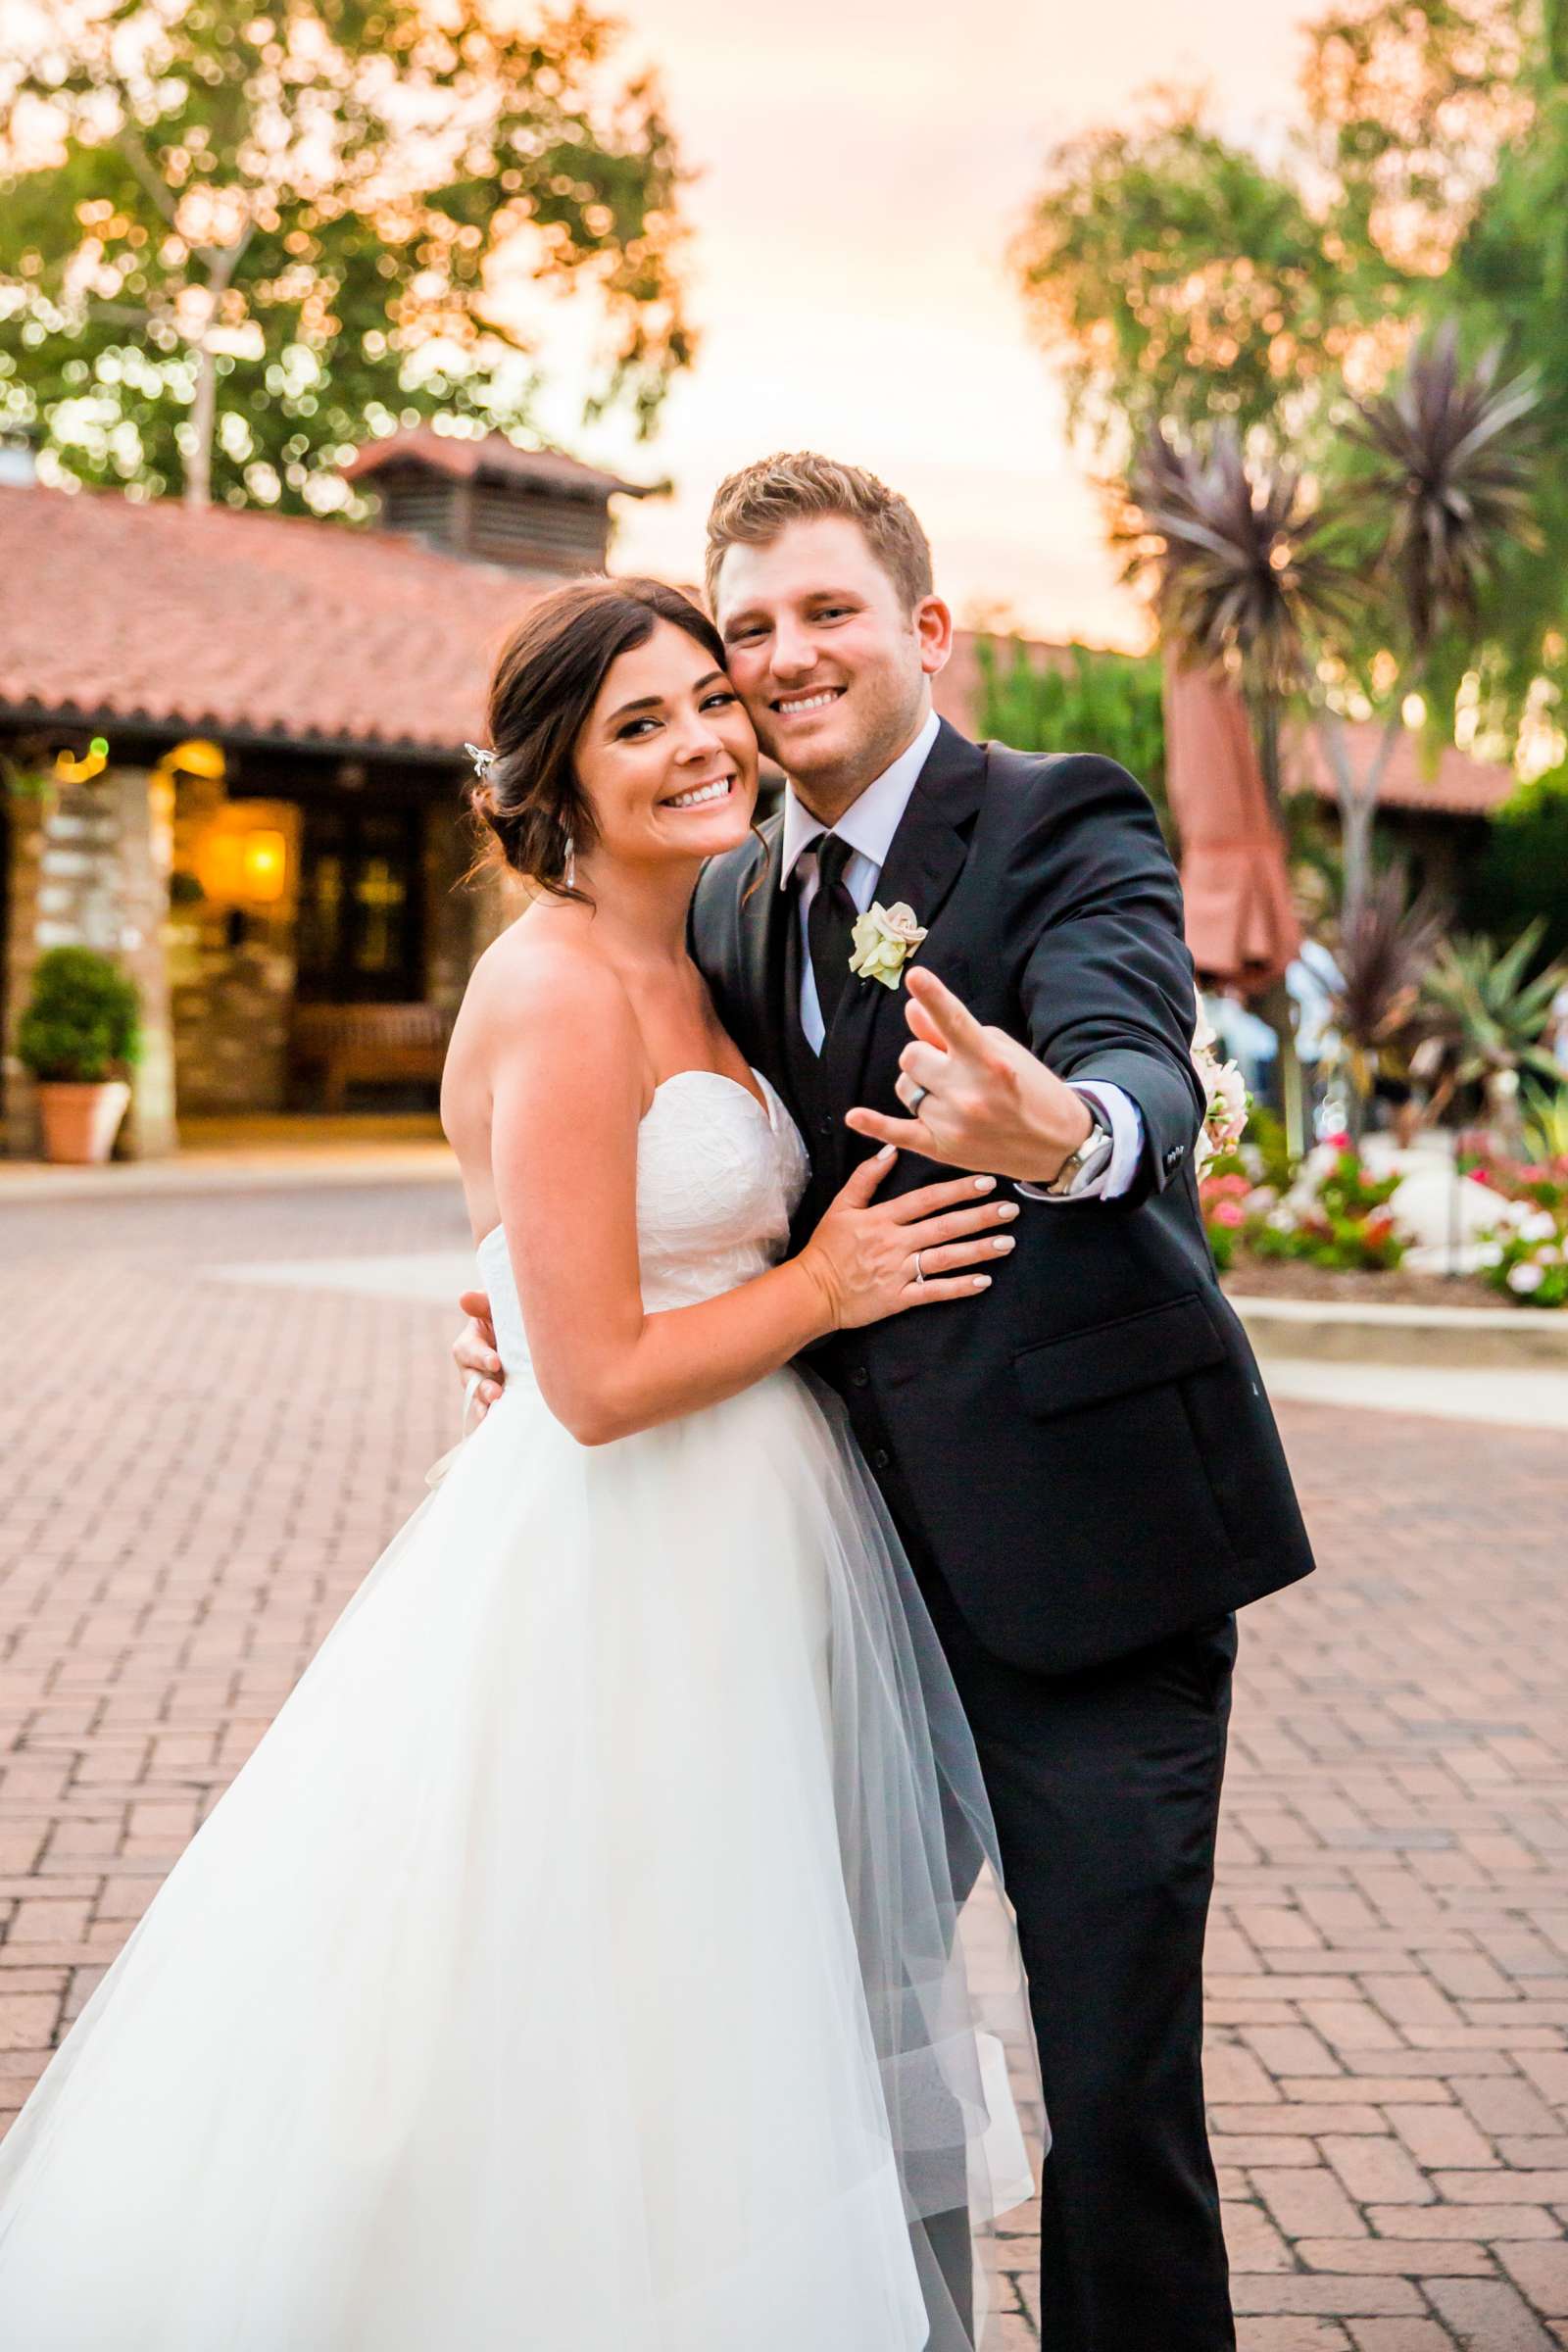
top-left (1040, 1092), bottom-right (1115, 1198)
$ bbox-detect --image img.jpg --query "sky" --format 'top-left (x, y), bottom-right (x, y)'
top-left (529, 0), bottom-right (1313, 647)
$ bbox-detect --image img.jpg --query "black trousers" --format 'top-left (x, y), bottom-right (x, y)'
top-left (920, 1565), bottom-right (1238, 2352)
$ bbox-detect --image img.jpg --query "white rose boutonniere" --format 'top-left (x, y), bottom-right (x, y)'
top-left (849, 901), bottom-right (928, 991)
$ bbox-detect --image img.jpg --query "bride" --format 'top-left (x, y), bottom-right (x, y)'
top-left (0, 576), bottom-right (1041, 2349)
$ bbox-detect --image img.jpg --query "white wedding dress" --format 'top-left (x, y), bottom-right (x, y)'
top-left (0, 1067), bottom-right (1041, 2350)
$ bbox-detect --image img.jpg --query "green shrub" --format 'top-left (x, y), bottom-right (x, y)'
top-left (1463, 766), bottom-right (1568, 967)
top-left (17, 947), bottom-right (141, 1083)
top-left (974, 637), bottom-right (1173, 843)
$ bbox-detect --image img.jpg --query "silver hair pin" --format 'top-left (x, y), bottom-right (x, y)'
top-left (464, 743), bottom-right (496, 781)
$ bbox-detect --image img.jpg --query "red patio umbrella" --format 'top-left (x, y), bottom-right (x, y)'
top-left (1162, 655), bottom-right (1300, 995)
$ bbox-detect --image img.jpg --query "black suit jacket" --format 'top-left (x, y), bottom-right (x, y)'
top-left (691, 719), bottom-right (1315, 1674)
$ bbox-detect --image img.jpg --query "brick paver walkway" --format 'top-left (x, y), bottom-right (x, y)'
top-left (2, 1183), bottom-right (1565, 2347)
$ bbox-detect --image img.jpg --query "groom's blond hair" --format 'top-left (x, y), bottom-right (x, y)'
top-left (704, 453), bottom-right (934, 615)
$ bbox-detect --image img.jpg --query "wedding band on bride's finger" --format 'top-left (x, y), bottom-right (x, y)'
top-left (911, 1250), bottom-right (926, 1287)
top-left (905, 1083), bottom-right (929, 1114)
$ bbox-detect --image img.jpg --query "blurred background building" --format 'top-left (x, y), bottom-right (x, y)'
top-left (0, 432), bottom-right (1519, 1159)
top-left (0, 435), bottom-right (649, 1155)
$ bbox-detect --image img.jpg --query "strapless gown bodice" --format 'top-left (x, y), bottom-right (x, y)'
top-left (478, 1066), bottom-right (810, 1372)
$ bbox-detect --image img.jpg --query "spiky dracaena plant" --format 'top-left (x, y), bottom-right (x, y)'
top-left (1346, 322), bottom-right (1541, 657)
top-left (1416, 921), bottom-right (1567, 1130)
top-left (1128, 423), bottom-right (1358, 814)
top-left (1316, 326), bottom-right (1541, 915)
top-left (1133, 332), bottom-right (1541, 923)
top-left (1323, 862), bottom-right (1450, 1140)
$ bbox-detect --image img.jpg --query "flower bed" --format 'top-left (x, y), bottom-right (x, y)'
top-left (1466, 1148), bottom-right (1568, 1308)
top-left (1200, 1134), bottom-right (1411, 1276)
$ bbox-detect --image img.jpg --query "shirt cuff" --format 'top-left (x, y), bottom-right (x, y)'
top-left (1015, 1083), bottom-right (1145, 1203)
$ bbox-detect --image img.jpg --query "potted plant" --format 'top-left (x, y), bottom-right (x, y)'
top-left (16, 946), bottom-right (141, 1164)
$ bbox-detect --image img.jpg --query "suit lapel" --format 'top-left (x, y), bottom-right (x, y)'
top-left (816, 720), bottom-right (989, 1182)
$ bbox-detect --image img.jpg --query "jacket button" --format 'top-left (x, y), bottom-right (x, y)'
top-left (851, 1366), bottom-right (869, 1389)
top-left (818, 1116), bottom-right (834, 1139)
top-left (871, 1447), bottom-right (891, 1472)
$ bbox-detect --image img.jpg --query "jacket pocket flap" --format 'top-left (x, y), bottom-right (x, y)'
top-left (1013, 1294), bottom-right (1226, 1421)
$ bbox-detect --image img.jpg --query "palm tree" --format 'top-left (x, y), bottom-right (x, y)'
top-left (1127, 425), bottom-right (1359, 1153)
top-left (1127, 423), bottom-right (1354, 817)
top-left (1322, 324), bottom-right (1540, 916)
top-left (1131, 328), bottom-right (1540, 922)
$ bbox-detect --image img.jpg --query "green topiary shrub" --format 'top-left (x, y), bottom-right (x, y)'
top-left (16, 947), bottom-right (141, 1083)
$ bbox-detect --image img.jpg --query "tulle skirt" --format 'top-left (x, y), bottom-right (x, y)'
top-left (0, 1363), bottom-right (1042, 2349)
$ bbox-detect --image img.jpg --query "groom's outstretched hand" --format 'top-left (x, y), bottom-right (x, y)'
top-left (844, 967), bottom-right (1094, 1185)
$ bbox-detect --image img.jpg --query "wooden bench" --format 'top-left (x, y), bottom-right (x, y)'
top-left (290, 1002), bottom-right (452, 1111)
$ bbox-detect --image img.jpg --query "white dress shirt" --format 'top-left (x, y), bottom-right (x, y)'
top-left (778, 710), bottom-right (1144, 1200)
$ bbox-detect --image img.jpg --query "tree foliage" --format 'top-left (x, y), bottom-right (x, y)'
top-left (1011, 0), bottom-right (1565, 761)
top-left (1010, 1), bottom-right (1533, 469)
top-left (974, 636), bottom-right (1172, 839)
top-left (1441, 12), bottom-right (1568, 716)
top-left (1011, 97), bottom-right (1372, 471)
top-left (0, 0), bottom-right (695, 512)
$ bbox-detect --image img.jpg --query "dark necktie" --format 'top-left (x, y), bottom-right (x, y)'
top-left (806, 833), bottom-right (858, 1039)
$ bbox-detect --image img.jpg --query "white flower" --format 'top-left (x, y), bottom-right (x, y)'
top-left (1478, 1242), bottom-right (1504, 1269)
top-left (1508, 1260), bottom-right (1545, 1294)
top-left (1520, 1208), bottom-right (1558, 1243)
top-left (849, 901), bottom-right (927, 989)
top-left (1191, 1023), bottom-right (1248, 1176)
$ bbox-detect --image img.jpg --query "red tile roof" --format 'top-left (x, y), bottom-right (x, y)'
top-left (0, 480), bottom-right (547, 757)
top-left (342, 428), bottom-right (651, 501)
top-left (1284, 717), bottom-right (1515, 818)
top-left (0, 482), bottom-right (1523, 818)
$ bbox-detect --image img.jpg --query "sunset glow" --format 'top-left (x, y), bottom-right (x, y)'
top-left (533, 0), bottom-right (1312, 643)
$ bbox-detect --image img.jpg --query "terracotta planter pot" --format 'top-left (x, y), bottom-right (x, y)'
top-left (36, 1079), bottom-right (132, 1166)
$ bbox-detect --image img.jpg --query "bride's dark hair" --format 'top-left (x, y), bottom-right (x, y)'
top-left (470, 576), bottom-right (728, 901)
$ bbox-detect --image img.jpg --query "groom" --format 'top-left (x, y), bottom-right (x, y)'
top-left (456, 453), bottom-right (1316, 2348)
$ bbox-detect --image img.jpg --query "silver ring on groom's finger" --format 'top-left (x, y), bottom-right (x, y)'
top-left (911, 1250), bottom-right (926, 1286)
top-left (906, 1084), bottom-right (929, 1114)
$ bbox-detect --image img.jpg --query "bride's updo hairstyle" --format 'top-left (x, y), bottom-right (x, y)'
top-left (471, 576), bottom-right (727, 902)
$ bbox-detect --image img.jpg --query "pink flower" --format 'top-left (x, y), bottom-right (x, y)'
top-left (1209, 1200), bottom-right (1246, 1229)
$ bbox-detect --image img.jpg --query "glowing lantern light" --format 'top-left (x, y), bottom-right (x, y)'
top-left (239, 829), bottom-right (287, 904)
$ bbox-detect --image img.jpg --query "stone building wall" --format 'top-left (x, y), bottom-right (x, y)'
top-left (2, 766), bottom-right (177, 1159)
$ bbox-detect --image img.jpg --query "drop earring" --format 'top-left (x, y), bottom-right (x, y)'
top-left (564, 833), bottom-right (576, 890)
